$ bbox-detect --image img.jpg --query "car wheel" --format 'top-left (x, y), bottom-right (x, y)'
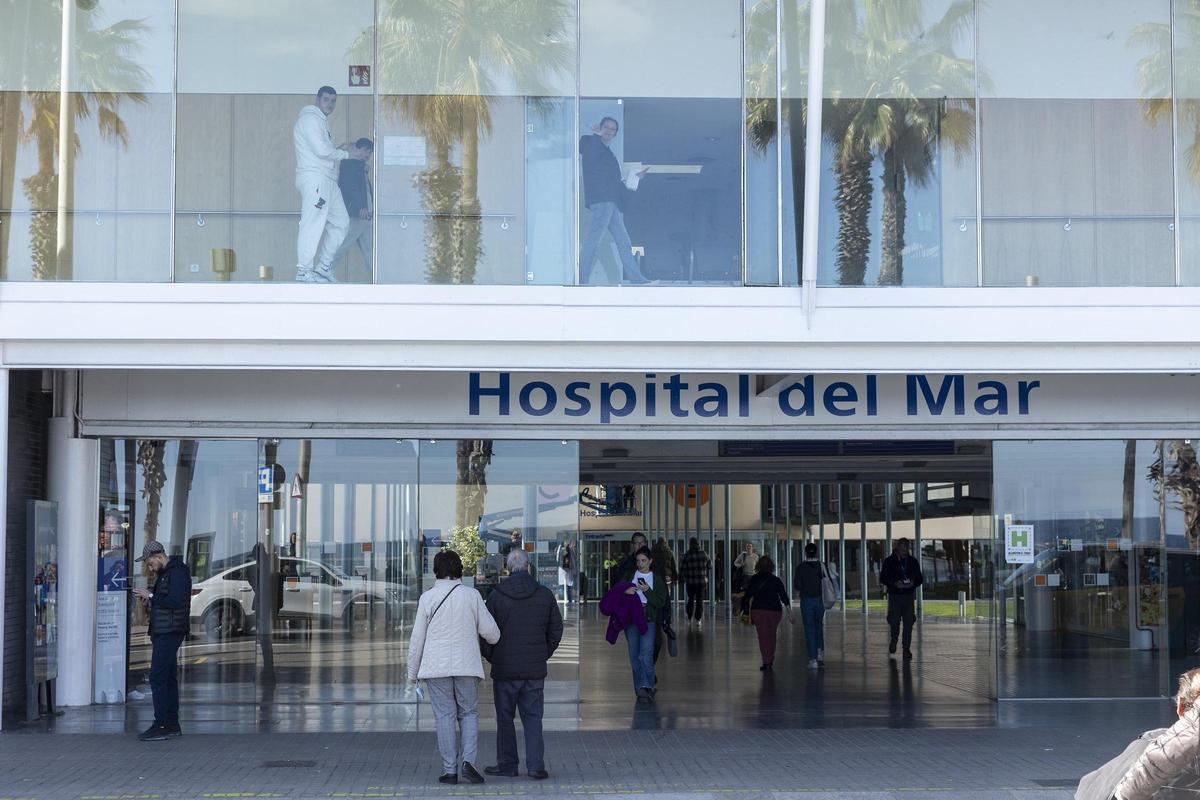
top-left (202, 603), bottom-right (241, 641)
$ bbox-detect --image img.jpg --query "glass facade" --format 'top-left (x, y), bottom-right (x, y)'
top-left (97, 437), bottom-right (579, 709)
top-left (90, 433), bottom-right (1200, 706)
top-left (5, 1), bottom-right (1200, 285)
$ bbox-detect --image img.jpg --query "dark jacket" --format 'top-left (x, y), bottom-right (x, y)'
top-left (742, 572), bottom-right (789, 614)
top-left (482, 571), bottom-right (563, 681)
top-left (679, 547), bottom-right (711, 585)
top-left (599, 582), bottom-right (648, 644)
top-left (579, 134), bottom-right (630, 210)
top-left (794, 560), bottom-right (824, 598)
top-left (337, 158), bottom-right (372, 217)
top-left (149, 556), bottom-right (191, 637)
top-left (880, 554), bottom-right (924, 596)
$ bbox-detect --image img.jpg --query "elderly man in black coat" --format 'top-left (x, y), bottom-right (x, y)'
top-left (481, 548), bottom-right (564, 780)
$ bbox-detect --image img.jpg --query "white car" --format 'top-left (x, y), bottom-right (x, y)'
top-left (189, 558), bottom-right (408, 641)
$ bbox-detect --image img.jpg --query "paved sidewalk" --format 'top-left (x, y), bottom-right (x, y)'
top-left (0, 725), bottom-right (1141, 800)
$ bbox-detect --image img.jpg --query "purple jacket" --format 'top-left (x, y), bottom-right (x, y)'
top-left (599, 582), bottom-right (648, 644)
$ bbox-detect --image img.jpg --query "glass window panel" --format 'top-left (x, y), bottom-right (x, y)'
top-left (1175, 5), bottom-right (1200, 285)
top-left (994, 440), bottom-right (1167, 698)
top-left (745, 0), bottom-right (780, 285)
top-left (2, 0), bottom-right (173, 282)
top-left (579, 0), bottom-right (742, 285)
top-left (817, 0), bottom-right (978, 287)
top-left (175, 0), bottom-right (375, 283)
top-left (418, 439), bottom-right (580, 701)
top-left (375, 0), bottom-right (576, 285)
top-left (259, 439), bottom-right (419, 703)
top-left (979, 0), bottom-right (1174, 286)
top-left (105, 440), bottom-right (259, 706)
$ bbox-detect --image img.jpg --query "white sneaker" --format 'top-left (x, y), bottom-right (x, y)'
top-left (296, 268), bottom-right (319, 282)
top-left (817, 649), bottom-right (824, 665)
top-left (312, 264), bottom-right (337, 283)
top-left (808, 659), bottom-right (819, 669)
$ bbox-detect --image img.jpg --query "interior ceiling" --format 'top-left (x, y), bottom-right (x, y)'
top-left (579, 440), bottom-right (993, 484)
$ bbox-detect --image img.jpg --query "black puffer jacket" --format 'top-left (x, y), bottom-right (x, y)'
top-left (149, 556), bottom-right (192, 637)
top-left (482, 571), bottom-right (563, 681)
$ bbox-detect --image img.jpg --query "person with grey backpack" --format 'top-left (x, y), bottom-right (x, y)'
top-left (793, 542), bottom-right (838, 669)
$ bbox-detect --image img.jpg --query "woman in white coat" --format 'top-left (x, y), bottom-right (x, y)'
top-left (407, 550), bottom-right (501, 785)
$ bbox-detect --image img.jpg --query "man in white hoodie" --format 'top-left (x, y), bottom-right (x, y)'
top-left (293, 86), bottom-right (365, 282)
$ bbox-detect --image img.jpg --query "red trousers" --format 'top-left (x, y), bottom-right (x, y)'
top-left (751, 609), bottom-right (782, 665)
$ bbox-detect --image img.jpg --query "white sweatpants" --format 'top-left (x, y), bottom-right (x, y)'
top-left (295, 172), bottom-right (349, 272)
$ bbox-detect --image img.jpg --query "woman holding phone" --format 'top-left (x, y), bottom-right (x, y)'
top-left (625, 547), bottom-right (667, 702)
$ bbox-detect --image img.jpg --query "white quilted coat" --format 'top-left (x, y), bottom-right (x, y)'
top-left (407, 579), bottom-right (500, 681)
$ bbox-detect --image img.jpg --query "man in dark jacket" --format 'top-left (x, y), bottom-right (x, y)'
top-left (578, 117), bottom-right (649, 285)
top-left (679, 538), bottom-right (711, 627)
top-left (879, 537), bottom-right (923, 660)
top-left (482, 548), bottom-right (563, 780)
top-left (131, 540), bottom-right (192, 741)
top-left (332, 137), bottom-right (373, 281)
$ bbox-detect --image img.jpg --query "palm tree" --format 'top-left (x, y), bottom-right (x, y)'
top-left (1131, 5), bottom-right (1199, 183)
top-left (2, 1), bottom-right (149, 280)
top-left (832, 0), bottom-right (976, 285)
top-left (361, 0), bottom-right (573, 284)
top-left (747, 0), bottom-right (977, 286)
top-left (1149, 440), bottom-right (1200, 549)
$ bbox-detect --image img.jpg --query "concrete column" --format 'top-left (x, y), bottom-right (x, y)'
top-left (49, 414), bottom-right (99, 707)
top-left (0, 368), bottom-right (8, 728)
top-left (914, 482), bottom-right (924, 618)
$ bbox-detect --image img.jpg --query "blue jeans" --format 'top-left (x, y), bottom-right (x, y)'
top-left (580, 201), bottom-right (645, 284)
top-left (625, 623), bottom-right (656, 691)
top-left (800, 597), bottom-right (826, 660)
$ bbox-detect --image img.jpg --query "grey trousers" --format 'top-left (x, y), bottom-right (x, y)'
top-left (425, 676), bottom-right (480, 774)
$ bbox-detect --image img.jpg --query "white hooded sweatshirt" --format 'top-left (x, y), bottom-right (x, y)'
top-left (293, 105), bottom-right (347, 180)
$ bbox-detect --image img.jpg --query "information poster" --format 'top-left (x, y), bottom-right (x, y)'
top-left (1005, 523), bottom-right (1035, 565)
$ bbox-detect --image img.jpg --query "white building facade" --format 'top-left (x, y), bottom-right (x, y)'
top-left (2, 0), bottom-right (1200, 725)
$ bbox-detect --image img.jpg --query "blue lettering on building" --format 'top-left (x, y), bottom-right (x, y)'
top-left (466, 372), bottom-right (1041, 422)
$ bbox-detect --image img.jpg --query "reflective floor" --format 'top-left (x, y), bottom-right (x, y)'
top-left (22, 604), bottom-right (1184, 735)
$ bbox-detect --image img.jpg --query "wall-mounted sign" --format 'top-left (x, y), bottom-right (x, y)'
top-left (258, 466), bottom-right (273, 503)
top-left (348, 65), bottom-right (371, 87)
top-left (1005, 524), bottom-right (1034, 565)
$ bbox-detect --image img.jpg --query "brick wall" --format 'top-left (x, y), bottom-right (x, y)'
top-left (4, 371), bottom-right (51, 719)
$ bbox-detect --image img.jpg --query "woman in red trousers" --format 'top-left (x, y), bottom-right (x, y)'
top-left (741, 556), bottom-right (793, 670)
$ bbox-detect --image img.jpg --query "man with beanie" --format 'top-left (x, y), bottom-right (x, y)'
top-left (131, 540), bottom-right (192, 740)
top-left (481, 548), bottom-right (564, 780)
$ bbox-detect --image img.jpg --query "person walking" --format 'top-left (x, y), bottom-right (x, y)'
top-left (649, 537), bottom-right (677, 661)
top-left (131, 540), bottom-right (191, 741)
top-left (741, 556), bottom-right (791, 671)
top-left (292, 86), bottom-right (366, 283)
top-left (625, 547), bottom-right (666, 701)
top-left (880, 537), bottom-right (923, 660)
top-left (679, 537), bottom-right (711, 628)
top-left (407, 550), bottom-right (501, 785)
top-left (614, 531), bottom-right (649, 584)
top-left (481, 548), bottom-right (563, 781)
top-left (578, 117), bottom-right (650, 284)
top-left (331, 137), bottom-right (374, 281)
top-left (556, 538), bottom-right (578, 605)
top-left (793, 542), bottom-right (832, 669)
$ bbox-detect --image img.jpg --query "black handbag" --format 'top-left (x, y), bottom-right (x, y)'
top-left (662, 619), bottom-right (678, 657)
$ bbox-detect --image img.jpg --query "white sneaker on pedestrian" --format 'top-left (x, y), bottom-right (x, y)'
top-left (312, 264), bottom-right (337, 283)
top-left (808, 659), bottom-right (819, 669)
top-left (817, 649), bottom-right (824, 665)
top-left (295, 268), bottom-right (320, 282)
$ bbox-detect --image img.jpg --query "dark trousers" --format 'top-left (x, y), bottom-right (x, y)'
top-left (684, 582), bottom-right (706, 621)
top-left (149, 632), bottom-right (184, 726)
top-left (653, 584), bottom-right (672, 662)
top-left (887, 593), bottom-right (916, 652)
top-left (493, 679), bottom-right (545, 772)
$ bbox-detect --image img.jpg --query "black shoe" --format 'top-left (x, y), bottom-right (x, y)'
top-left (528, 770), bottom-right (550, 780)
top-left (437, 773), bottom-right (458, 785)
top-left (636, 688), bottom-right (650, 700)
top-left (163, 724), bottom-right (182, 738)
top-left (137, 723), bottom-right (169, 742)
top-left (888, 642), bottom-right (898, 657)
top-left (462, 762), bottom-right (485, 784)
top-left (485, 765), bottom-right (518, 777)
top-left (903, 650), bottom-right (914, 660)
